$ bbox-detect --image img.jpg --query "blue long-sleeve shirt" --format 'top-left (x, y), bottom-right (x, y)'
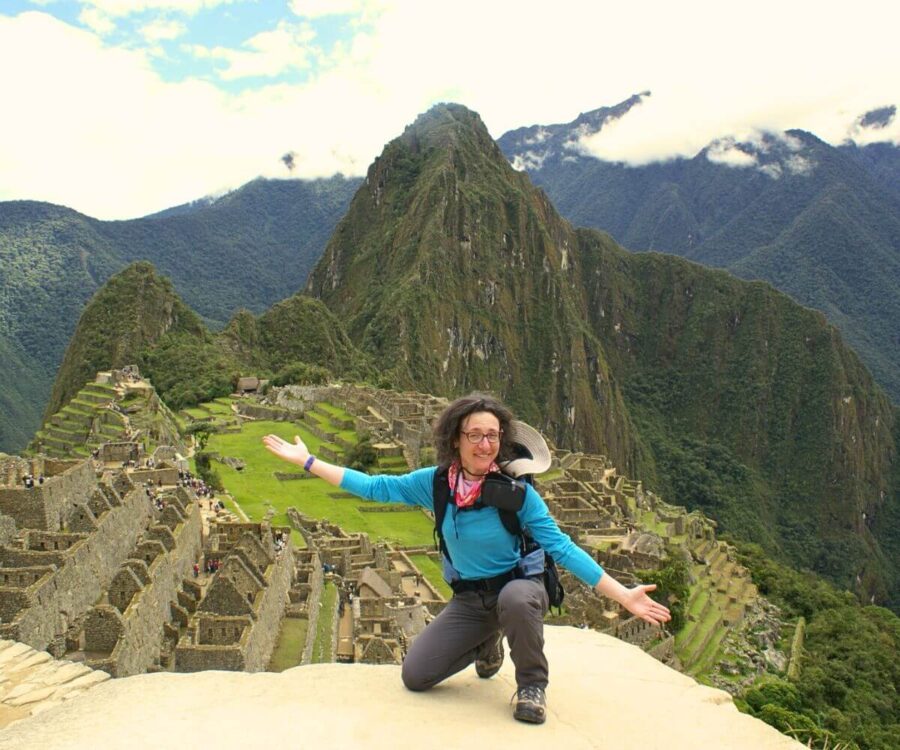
top-left (340, 466), bottom-right (605, 587)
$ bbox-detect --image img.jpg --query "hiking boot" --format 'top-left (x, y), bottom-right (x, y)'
top-left (513, 685), bottom-right (546, 724)
top-left (474, 632), bottom-right (504, 679)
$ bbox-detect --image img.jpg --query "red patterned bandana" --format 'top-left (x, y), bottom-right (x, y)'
top-left (448, 460), bottom-right (500, 509)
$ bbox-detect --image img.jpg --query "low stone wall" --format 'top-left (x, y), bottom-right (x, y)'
top-left (0, 515), bottom-right (16, 545)
top-left (175, 640), bottom-right (246, 672)
top-left (301, 556), bottom-right (325, 665)
top-left (236, 403), bottom-right (297, 421)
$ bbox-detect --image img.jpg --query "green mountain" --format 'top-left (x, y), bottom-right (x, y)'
top-left (45, 261), bottom-right (227, 418)
top-left (497, 102), bottom-right (900, 403)
top-left (47, 261), bottom-right (373, 420)
top-left (0, 176), bottom-right (358, 452)
top-left (306, 103), bottom-right (898, 607)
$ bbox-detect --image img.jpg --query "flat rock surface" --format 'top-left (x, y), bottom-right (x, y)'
top-left (0, 627), bottom-right (803, 749)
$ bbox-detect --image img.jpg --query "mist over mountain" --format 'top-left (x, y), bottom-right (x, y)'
top-left (498, 99), bottom-right (900, 403)
top-left (0, 176), bottom-right (358, 452)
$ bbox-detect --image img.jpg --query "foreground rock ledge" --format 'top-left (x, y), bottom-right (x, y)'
top-left (0, 627), bottom-right (802, 750)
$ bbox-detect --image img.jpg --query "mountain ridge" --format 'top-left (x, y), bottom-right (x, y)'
top-left (0, 176), bottom-right (359, 452)
top-left (497, 99), bottom-right (900, 402)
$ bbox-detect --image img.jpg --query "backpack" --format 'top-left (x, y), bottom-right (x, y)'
top-left (431, 468), bottom-right (565, 612)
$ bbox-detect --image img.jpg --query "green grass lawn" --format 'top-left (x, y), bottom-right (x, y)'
top-left (202, 400), bottom-right (236, 416)
top-left (203, 419), bottom-right (434, 547)
top-left (315, 402), bottom-right (353, 420)
top-left (408, 553), bottom-right (452, 600)
top-left (183, 407), bottom-right (214, 420)
top-left (312, 581), bottom-right (337, 664)
top-left (268, 617), bottom-right (308, 672)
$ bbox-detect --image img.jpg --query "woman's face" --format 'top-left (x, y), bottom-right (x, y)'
top-left (455, 411), bottom-right (501, 477)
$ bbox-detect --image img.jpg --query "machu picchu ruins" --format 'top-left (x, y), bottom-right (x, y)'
top-left (0, 369), bottom-right (773, 730)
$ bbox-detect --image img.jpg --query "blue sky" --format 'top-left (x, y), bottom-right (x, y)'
top-left (1, 0), bottom-right (897, 219)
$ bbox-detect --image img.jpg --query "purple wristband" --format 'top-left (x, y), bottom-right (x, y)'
top-left (304, 455), bottom-right (316, 472)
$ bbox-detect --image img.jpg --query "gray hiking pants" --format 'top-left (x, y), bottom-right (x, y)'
top-left (401, 577), bottom-right (549, 691)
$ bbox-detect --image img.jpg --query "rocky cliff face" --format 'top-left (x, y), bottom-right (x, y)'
top-left (306, 104), bottom-right (639, 466)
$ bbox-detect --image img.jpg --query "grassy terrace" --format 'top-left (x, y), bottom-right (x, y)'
top-left (203, 415), bottom-right (433, 548)
top-left (314, 402), bottom-right (349, 419)
top-left (268, 617), bottom-right (308, 672)
top-left (312, 581), bottom-right (337, 663)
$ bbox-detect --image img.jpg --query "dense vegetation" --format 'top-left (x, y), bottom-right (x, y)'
top-left (0, 176), bottom-right (359, 452)
top-left (735, 543), bottom-right (899, 749)
top-left (498, 107), bottom-right (900, 403)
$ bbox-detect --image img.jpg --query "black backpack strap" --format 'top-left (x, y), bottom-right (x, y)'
top-left (432, 467), bottom-right (452, 562)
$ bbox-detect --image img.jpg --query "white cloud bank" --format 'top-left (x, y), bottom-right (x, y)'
top-left (2, 0), bottom-right (899, 218)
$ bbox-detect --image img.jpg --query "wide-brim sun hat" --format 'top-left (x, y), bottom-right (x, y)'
top-left (499, 420), bottom-right (552, 477)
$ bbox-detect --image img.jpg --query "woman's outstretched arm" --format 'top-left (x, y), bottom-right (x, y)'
top-left (262, 434), bottom-right (344, 487)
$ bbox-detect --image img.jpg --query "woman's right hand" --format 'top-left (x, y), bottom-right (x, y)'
top-left (262, 434), bottom-right (310, 466)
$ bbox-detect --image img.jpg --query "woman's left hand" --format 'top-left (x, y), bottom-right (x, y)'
top-left (262, 434), bottom-right (310, 466)
top-left (621, 583), bottom-right (671, 625)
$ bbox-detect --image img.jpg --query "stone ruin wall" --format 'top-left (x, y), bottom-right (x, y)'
top-left (127, 467), bottom-right (179, 487)
top-left (174, 526), bottom-right (295, 672)
top-left (89, 488), bottom-right (204, 676)
top-left (291, 550), bottom-right (325, 666)
top-left (0, 460), bottom-right (97, 531)
top-left (241, 538), bottom-right (294, 671)
top-left (99, 442), bottom-right (142, 464)
top-left (0, 471), bottom-right (153, 652)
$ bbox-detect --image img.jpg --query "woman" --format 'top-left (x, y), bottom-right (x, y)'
top-left (263, 393), bottom-right (670, 724)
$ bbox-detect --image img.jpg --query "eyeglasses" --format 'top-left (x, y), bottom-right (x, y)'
top-left (460, 430), bottom-right (502, 445)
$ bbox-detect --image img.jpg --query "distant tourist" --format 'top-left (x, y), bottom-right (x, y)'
top-left (263, 392), bottom-right (670, 725)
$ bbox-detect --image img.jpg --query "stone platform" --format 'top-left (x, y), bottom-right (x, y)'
top-left (0, 627), bottom-right (803, 749)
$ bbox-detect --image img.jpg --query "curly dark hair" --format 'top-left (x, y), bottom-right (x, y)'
top-left (432, 392), bottom-right (515, 468)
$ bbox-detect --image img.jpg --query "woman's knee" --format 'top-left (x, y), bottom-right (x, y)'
top-left (401, 655), bottom-right (434, 692)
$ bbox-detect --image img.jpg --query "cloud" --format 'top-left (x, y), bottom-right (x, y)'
top-left (79, 0), bottom-right (240, 18)
top-left (76, 0), bottom-right (242, 36)
top-left (187, 20), bottom-right (317, 80)
top-left (3, 1), bottom-right (899, 219)
top-left (78, 6), bottom-right (116, 35)
top-left (705, 139), bottom-right (757, 168)
top-left (511, 150), bottom-right (550, 171)
top-left (289, 0), bottom-right (385, 20)
top-left (139, 17), bottom-right (187, 42)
